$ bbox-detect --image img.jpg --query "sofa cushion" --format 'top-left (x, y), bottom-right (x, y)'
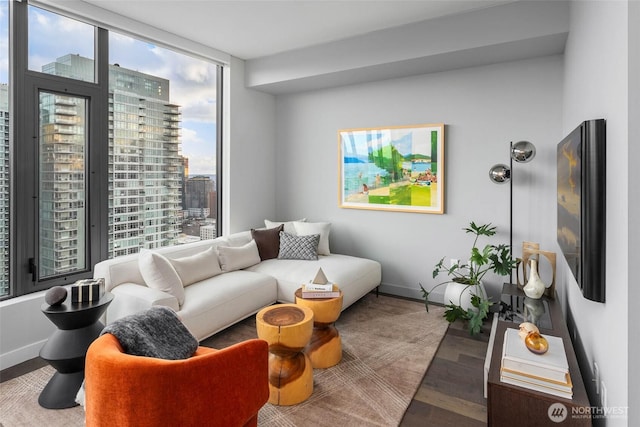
top-left (217, 240), bottom-right (261, 272)
top-left (246, 254), bottom-right (382, 310)
top-left (138, 249), bottom-right (185, 306)
top-left (251, 224), bottom-right (284, 260)
top-left (293, 221), bottom-right (331, 255)
top-left (180, 270), bottom-right (277, 340)
top-left (278, 231), bottom-right (320, 260)
top-left (264, 218), bottom-right (306, 234)
top-left (169, 246), bottom-right (222, 286)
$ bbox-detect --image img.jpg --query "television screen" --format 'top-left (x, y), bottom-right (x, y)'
top-left (557, 119), bottom-right (606, 302)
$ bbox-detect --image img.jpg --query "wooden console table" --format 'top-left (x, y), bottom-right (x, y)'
top-left (486, 284), bottom-right (591, 426)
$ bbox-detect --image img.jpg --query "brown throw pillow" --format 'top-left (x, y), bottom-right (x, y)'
top-left (251, 224), bottom-right (284, 260)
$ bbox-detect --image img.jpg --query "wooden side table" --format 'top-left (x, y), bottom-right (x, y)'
top-left (294, 288), bottom-right (343, 368)
top-left (256, 304), bottom-right (314, 406)
top-left (39, 292), bottom-right (113, 409)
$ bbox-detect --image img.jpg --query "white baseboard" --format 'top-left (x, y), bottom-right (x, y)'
top-left (0, 339), bottom-right (47, 371)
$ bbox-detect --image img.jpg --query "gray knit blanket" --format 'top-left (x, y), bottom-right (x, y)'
top-left (101, 306), bottom-right (198, 359)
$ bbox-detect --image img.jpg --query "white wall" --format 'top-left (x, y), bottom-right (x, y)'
top-left (0, 291), bottom-right (55, 369)
top-left (274, 55), bottom-right (563, 303)
top-left (562, 1), bottom-right (629, 424)
top-left (223, 56), bottom-right (278, 234)
top-left (628, 2), bottom-right (639, 423)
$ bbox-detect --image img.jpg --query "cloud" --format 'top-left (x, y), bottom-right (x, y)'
top-left (109, 33), bottom-right (218, 123)
top-left (20, 7), bottom-right (219, 174)
top-left (187, 155), bottom-right (217, 176)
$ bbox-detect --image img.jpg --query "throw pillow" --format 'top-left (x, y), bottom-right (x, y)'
top-left (101, 306), bottom-right (198, 359)
top-left (217, 240), bottom-right (261, 272)
top-left (169, 247), bottom-right (222, 286)
top-left (264, 218), bottom-right (306, 234)
top-left (138, 249), bottom-right (185, 306)
top-left (278, 231), bottom-right (320, 260)
top-left (293, 221), bottom-right (331, 255)
top-left (251, 224), bottom-right (284, 260)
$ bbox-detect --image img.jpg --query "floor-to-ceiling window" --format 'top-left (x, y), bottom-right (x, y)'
top-left (4, 1), bottom-right (221, 299)
top-left (0, 0), bottom-right (9, 298)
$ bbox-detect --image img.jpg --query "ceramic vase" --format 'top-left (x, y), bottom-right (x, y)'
top-left (523, 259), bottom-right (546, 299)
top-left (443, 281), bottom-right (487, 311)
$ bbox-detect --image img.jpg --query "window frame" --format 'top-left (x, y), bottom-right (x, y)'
top-left (5, 1), bottom-right (222, 300)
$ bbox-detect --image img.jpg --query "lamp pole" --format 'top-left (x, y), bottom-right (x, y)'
top-left (509, 141), bottom-right (514, 285)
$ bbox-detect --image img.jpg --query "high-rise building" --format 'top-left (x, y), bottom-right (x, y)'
top-left (39, 54), bottom-right (184, 272)
top-left (200, 223), bottom-right (217, 240)
top-left (108, 62), bottom-right (182, 257)
top-left (0, 84), bottom-right (9, 295)
top-left (185, 175), bottom-right (214, 217)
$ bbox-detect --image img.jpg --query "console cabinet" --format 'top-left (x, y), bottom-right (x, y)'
top-left (486, 285), bottom-right (591, 426)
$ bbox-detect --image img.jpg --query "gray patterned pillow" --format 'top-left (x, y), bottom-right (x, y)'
top-left (278, 231), bottom-right (320, 260)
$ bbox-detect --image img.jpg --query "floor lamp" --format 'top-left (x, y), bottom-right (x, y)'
top-left (488, 140), bottom-right (536, 285)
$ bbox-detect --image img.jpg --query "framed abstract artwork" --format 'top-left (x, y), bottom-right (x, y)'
top-left (338, 123), bottom-right (445, 214)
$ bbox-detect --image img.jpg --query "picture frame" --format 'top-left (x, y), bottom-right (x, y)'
top-left (338, 123), bottom-right (445, 214)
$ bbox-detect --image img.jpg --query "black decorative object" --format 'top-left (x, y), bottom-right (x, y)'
top-left (557, 119), bottom-right (606, 303)
top-left (44, 286), bottom-right (67, 306)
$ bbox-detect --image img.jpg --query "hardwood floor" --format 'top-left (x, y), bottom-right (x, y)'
top-left (401, 316), bottom-right (491, 426)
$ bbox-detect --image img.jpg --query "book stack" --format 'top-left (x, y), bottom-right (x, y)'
top-left (301, 283), bottom-right (340, 299)
top-left (500, 328), bottom-right (573, 399)
top-left (301, 268), bottom-right (340, 298)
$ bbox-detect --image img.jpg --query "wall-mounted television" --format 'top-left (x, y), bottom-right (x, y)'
top-left (557, 119), bottom-right (606, 303)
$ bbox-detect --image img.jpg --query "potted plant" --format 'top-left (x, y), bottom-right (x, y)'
top-left (420, 221), bottom-right (515, 335)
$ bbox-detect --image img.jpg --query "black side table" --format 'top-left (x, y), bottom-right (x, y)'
top-left (38, 292), bottom-right (113, 409)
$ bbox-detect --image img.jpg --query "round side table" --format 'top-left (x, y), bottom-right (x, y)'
top-left (256, 304), bottom-right (314, 406)
top-left (295, 288), bottom-right (343, 368)
top-left (39, 292), bottom-right (113, 409)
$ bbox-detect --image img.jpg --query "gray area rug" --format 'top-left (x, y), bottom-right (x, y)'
top-left (0, 293), bottom-right (447, 427)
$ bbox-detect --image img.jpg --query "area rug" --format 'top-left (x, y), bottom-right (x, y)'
top-left (0, 293), bottom-right (447, 427)
top-left (203, 293), bottom-right (448, 426)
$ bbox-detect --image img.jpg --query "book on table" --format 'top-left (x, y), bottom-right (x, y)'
top-left (500, 327), bottom-right (572, 398)
top-left (499, 372), bottom-right (573, 399)
top-left (301, 283), bottom-right (340, 298)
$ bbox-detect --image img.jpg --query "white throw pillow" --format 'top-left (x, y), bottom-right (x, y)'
top-left (217, 240), bottom-right (261, 272)
top-left (293, 221), bottom-right (331, 255)
top-left (138, 249), bottom-right (185, 306)
top-left (264, 218), bottom-right (306, 235)
top-left (169, 247), bottom-right (222, 286)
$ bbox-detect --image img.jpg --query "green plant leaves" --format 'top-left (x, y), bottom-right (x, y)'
top-left (421, 221), bottom-right (508, 335)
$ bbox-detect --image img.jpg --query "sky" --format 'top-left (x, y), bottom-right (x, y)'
top-left (0, 2), bottom-right (217, 176)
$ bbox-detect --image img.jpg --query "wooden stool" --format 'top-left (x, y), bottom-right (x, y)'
top-left (295, 288), bottom-right (343, 368)
top-left (256, 304), bottom-right (314, 406)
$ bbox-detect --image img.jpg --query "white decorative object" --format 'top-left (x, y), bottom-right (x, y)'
top-left (443, 281), bottom-right (487, 311)
top-left (312, 268), bottom-right (329, 284)
top-left (523, 259), bottom-right (546, 299)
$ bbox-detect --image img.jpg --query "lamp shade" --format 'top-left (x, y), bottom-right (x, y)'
top-left (511, 141), bottom-right (536, 163)
top-left (488, 164), bottom-right (511, 184)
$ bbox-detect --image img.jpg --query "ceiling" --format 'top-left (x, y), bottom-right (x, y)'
top-left (81, 0), bottom-right (513, 60)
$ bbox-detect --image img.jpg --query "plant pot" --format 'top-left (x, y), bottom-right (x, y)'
top-left (443, 281), bottom-right (487, 311)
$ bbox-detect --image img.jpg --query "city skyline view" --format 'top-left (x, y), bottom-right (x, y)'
top-left (0, 3), bottom-right (218, 175)
top-left (0, 3), bottom-right (220, 295)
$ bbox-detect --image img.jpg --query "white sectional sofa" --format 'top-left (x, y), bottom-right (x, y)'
top-left (93, 227), bottom-right (381, 341)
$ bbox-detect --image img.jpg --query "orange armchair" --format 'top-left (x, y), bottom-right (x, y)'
top-left (84, 334), bottom-right (269, 427)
